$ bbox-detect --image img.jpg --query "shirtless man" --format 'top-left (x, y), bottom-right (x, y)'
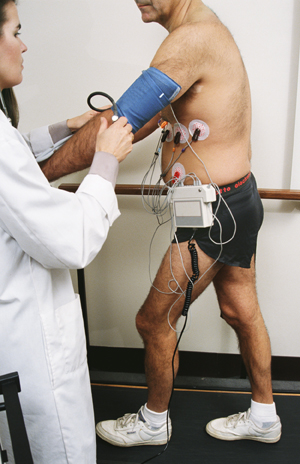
top-left (42, 0), bottom-right (282, 445)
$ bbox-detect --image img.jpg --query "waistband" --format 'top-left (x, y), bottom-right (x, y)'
top-left (216, 172), bottom-right (251, 196)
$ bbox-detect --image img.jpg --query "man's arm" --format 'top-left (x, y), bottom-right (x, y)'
top-left (149, 23), bottom-right (205, 97)
top-left (41, 110), bottom-right (159, 182)
top-left (40, 110), bottom-right (113, 182)
top-left (41, 25), bottom-right (202, 182)
top-left (132, 114), bottom-right (160, 143)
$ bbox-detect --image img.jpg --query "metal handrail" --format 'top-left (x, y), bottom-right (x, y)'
top-left (59, 183), bottom-right (300, 200)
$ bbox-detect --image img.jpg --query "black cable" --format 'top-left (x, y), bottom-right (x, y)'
top-left (182, 240), bottom-right (200, 316)
top-left (87, 91), bottom-right (119, 121)
top-left (161, 129), bottom-right (169, 143)
top-left (174, 131), bottom-right (181, 145)
top-left (140, 316), bottom-right (188, 464)
top-left (140, 236), bottom-right (199, 464)
top-left (160, 127), bottom-right (200, 180)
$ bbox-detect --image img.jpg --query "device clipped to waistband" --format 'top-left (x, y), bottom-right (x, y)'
top-left (170, 184), bottom-right (216, 229)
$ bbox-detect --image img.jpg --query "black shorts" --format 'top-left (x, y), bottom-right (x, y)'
top-left (172, 173), bottom-right (264, 268)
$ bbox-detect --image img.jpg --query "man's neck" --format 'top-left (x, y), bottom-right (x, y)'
top-left (163, 0), bottom-right (207, 33)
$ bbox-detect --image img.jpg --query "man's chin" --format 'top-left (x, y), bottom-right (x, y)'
top-left (138, 5), bottom-right (156, 22)
top-left (140, 12), bottom-right (155, 23)
top-left (141, 17), bottom-right (153, 23)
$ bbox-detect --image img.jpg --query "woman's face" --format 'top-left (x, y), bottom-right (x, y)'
top-left (0, 2), bottom-right (27, 90)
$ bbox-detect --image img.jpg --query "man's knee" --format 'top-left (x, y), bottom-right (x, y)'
top-left (219, 301), bottom-right (241, 328)
top-left (135, 303), bottom-right (158, 340)
top-left (135, 308), bottom-right (147, 337)
top-left (135, 297), bottom-right (175, 341)
top-left (219, 298), bottom-right (262, 334)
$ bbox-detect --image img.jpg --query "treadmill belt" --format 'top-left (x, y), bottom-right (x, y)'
top-left (92, 384), bottom-right (300, 464)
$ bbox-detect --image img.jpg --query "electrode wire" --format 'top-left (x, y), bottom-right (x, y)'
top-left (140, 313), bottom-right (188, 464)
top-left (169, 105), bottom-right (237, 246)
top-left (139, 108), bottom-right (239, 464)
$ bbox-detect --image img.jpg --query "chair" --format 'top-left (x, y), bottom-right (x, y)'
top-left (0, 372), bottom-right (33, 464)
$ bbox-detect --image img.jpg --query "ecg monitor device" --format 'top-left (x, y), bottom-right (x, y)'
top-left (170, 184), bottom-right (216, 228)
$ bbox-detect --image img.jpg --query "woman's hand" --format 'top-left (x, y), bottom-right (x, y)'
top-left (67, 110), bottom-right (99, 132)
top-left (96, 117), bottom-right (133, 162)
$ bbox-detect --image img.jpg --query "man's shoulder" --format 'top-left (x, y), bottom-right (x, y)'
top-left (150, 16), bottom-right (239, 94)
top-left (166, 19), bottom-right (232, 52)
top-left (171, 18), bottom-right (226, 36)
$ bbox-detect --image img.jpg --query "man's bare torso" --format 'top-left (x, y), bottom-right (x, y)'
top-left (153, 5), bottom-right (252, 186)
top-left (41, 1), bottom-right (252, 187)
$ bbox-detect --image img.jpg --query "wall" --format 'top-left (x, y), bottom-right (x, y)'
top-left (16, 0), bottom-right (300, 357)
top-left (291, 34), bottom-right (300, 188)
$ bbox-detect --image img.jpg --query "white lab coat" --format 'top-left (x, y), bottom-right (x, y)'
top-left (0, 110), bottom-right (120, 463)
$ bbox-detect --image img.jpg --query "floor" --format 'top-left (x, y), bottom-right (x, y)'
top-left (92, 381), bottom-right (300, 464)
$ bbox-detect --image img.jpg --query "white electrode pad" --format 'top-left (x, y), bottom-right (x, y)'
top-left (172, 163), bottom-right (186, 183)
top-left (189, 119), bottom-right (210, 141)
top-left (173, 123), bottom-right (189, 143)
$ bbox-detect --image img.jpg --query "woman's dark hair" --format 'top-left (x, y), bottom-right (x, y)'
top-left (0, 0), bottom-right (19, 127)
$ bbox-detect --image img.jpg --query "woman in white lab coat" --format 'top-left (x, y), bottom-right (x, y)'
top-left (0, 1), bottom-right (133, 463)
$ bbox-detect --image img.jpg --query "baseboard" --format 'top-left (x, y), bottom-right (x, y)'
top-left (88, 346), bottom-right (300, 382)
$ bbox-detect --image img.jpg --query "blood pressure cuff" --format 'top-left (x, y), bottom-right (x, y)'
top-left (114, 67), bottom-right (181, 133)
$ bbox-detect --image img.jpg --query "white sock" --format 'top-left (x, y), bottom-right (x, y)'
top-left (143, 403), bottom-right (168, 428)
top-left (249, 399), bottom-right (277, 428)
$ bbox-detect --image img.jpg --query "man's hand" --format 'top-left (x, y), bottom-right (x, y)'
top-left (67, 110), bottom-right (99, 133)
top-left (96, 117), bottom-right (133, 162)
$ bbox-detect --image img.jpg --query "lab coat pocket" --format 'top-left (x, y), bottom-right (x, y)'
top-left (55, 294), bottom-right (87, 373)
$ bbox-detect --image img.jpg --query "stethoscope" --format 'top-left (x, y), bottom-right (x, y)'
top-left (87, 91), bottom-right (119, 121)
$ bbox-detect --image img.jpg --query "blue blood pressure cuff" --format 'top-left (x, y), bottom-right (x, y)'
top-left (115, 67), bottom-right (181, 133)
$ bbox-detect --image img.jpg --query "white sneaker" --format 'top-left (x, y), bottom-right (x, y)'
top-left (206, 409), bottom-right (282, 443)
top-left (96, 407), bottom-right (172, 447)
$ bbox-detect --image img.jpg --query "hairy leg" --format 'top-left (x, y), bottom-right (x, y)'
top-left (213, 255), bottom-right (273, 403)
top-left (136, 241), bottom-right (223, 412)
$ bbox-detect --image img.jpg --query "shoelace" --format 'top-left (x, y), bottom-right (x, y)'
top-left (226, 409), bottom-right (250, 428)
top-left (116, 410), bottom-right (145, 429)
